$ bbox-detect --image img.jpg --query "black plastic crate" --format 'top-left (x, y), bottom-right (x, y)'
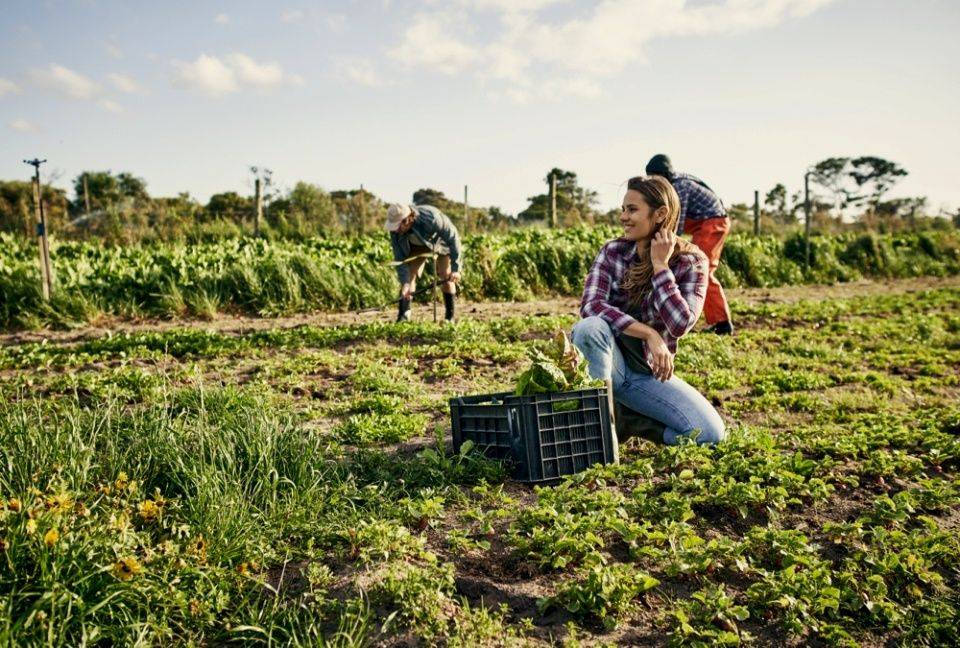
top-left (449, 387), bottom-right (618, 482)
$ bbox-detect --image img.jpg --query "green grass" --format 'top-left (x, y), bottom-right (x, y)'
top-left (2, 227), bottom-right (959, 329)
top-left (1, 284), bottom-right (958, 645)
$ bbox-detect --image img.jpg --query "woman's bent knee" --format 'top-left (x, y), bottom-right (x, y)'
top-left (572, 316), bottom-right (611, 345)
top-left (696, 419), bottom-right (726, 445)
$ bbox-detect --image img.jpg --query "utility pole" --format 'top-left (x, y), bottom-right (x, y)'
top-left (254, 177), bottom-right (263, 237)
top-left (83, 174), bottom-right (92, 217)
top-left (24, 158), bottom-right (53, 300)
top-left (359, 184), bottom-right (366, 235)
top-left (804, 171), bottom-right (812, 272)
top-left (550, 172), bottom-right (557, 228)
top-left (753, 190), bottom-right (760, 236)
top-left (463, 185), bottom-right (469, 234)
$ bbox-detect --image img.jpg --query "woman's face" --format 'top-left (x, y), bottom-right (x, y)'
top-left (620, 189), bottom-right (665, 241)
top-left (396, 214), bottom-right (416, 234)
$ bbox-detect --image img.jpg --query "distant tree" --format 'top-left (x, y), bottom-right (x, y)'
top-left (272, 182), bottom-right (338, 233)
top-left (518, 168), bottom-right (598, 225)
top-left (72, 171), bottom-right (148, 213)
top-left (205, 192), bottom-right (254, 222)
top-left (848, 156), bottom-right (908, 213)
top-left (0, 180), bottom-right (68, 235)
top-left (763, 183), bottom-right (794, 225)
top-left (412, 188), bottom-right (448, 207)
top-left (810, 157), bottom-right (854, 217)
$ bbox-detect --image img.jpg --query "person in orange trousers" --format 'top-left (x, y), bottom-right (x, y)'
top-left (646, 154), bottom-right (733, 334)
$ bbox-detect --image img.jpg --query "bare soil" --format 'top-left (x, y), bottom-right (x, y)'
top-left (4, 275), bottom-right (958, 348)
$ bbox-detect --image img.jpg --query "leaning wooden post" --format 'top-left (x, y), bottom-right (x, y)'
top-left (31, 176), bottom-right (51, 301)
top-left (254, 177), bottom-right (263, 237)
top-left (753, 190), bottom-right (760, 235)
top-left (551, 173), bottom-right (558, 228)
top-left (463, 184), bottom-right (469, 234)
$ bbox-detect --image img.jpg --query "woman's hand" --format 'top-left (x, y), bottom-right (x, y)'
top-left (650, 229), bottom-right (677, 272)
top-left (646, 332), bottom-right (674, 382)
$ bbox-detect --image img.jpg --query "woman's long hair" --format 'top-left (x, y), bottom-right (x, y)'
top-left (620, 175), bottom-right (706, 306)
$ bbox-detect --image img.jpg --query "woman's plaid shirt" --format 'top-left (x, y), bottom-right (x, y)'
top-left (580, 239), bottom-right (708, 363)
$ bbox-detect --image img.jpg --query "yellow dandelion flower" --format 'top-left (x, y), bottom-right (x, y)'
top-left (113, 557), bottom-right (142, 581)
top-left (43, 529), bottom-right (59, 547)
top-left (236, 562), bottom-right (249, 575)
top-left (0, 538), bottom-right (8, 552)
top-left (45, 493), bottom-right (73, 515)
top-left (6, 498), bottom-right (21, 513)
top-left (114, 472), bottom-right (129, 491)
top-left (138, 500), bottom-right (160, 521)
top-left (25, 519), bottom-right (37, 535)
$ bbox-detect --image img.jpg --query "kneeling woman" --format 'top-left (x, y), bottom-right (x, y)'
top-left (573, 175), bottom-right (726, 445)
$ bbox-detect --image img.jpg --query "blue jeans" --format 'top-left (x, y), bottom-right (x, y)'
top-left (571, 316), bottom-right (726, 445)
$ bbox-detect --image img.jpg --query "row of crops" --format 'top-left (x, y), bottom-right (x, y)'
top-left (1, 227), bottom-right (959, 328)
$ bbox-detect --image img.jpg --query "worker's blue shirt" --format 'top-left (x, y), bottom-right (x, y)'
top-left (389, 205), bottom-right (462, 283)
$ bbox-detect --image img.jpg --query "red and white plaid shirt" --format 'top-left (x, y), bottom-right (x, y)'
top-left (580, 238), bottom-right (708, 362)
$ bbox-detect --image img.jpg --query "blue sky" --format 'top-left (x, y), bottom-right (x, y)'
top-left (1, 0), bottom-right (958, 216)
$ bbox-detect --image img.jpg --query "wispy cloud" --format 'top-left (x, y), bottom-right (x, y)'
top-left (9, 118), bottom-right (38, 133)
top-left (214, 13), bottom-right (230, 25)
top-left (388, 12), bottom-right (478, 75)
top-left (172, 54), bottom-right (238, 96)
top-left (98, 98), bottom-right (124, 114)
top-left (0, 78), bottom-right (21, 97)
top-left (335, 58), bottom-right (383, 87)
top-left (387, 0), bottom-right (835, 100)
top-left (29, 63), bottom-right (126, 113)
top-left (172, 53), bottom-right (302, 96)
top-left (108, 72), bottom-right (143, 94)
top-left (30, 63), bottom-right (99, 99)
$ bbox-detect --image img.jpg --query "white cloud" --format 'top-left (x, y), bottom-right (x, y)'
top-left (98, 98), bottom-right (124, 114)
top-left (280, 8), bottom-right (304, 23)
top-left (108, 72), bottom-right (142, 94)
top-left (172, 54), bottom-right (238, 96)
top-left (29, 63), bottom-right (125, 112)
top-left (215, 13), bottom-right (230, 25)
top-left (0, 78), bottom-right (21, 96)
top-left (388, 12), bottom-right (478, 75)
top-left (9, 118), bottom-right (38, 133)
top-left (227, 53), bottom-right (284, 87)
top-left (390, 0), bottom-right (836, 100)
top-left (335, 58), bottom-right (382, 87)
top-left (30, 63), bottom-right (99, 99)
top-left (172, 53), bottom-right (302, 95)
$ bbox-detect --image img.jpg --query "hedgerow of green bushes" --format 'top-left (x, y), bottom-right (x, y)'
top-left (1, 227), bottom-right (958, 329)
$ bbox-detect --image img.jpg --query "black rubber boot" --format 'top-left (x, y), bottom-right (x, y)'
top-left (705, 321), bottom-right (734, 335)
top-left (614, 401), bottom-right (666, 444)
top-left (443, 292), bottom-right (455, 322)
top-left (397, 298), bottom-right (411, 323)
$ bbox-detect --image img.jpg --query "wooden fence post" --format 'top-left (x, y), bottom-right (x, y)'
top-left (753, 190), bottom-right (760, 235)
top-left (254, 177), bottom-right (262, 236)
top-left (550, 173), bottom-right (557, 228)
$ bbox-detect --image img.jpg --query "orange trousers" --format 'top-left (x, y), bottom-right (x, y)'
top-left (683, 217), bottom-right (731, 325)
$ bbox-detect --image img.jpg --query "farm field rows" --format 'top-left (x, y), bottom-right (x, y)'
top-left (1, 279), bottom-right (959, 646)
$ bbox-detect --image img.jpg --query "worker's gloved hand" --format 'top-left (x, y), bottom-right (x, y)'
top-left (445, 271), bottom-right (462, 284)
top-left (400, 282), bottom-right (413, 299)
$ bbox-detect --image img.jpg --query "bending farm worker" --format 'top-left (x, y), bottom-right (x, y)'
top-left (646, 154), bottom-right (734, 335)
top-left (384, 202), bottom-right (462, 323)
